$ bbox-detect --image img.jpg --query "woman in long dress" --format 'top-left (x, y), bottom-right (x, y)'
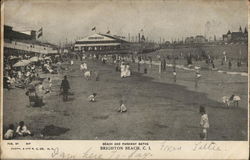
top-left (120, 62), bottom-right (126, 78)
top-left (126, 64), bottom-right (131, 77)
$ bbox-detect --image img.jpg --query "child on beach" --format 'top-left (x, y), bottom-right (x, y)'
top-left (45, 77), bottom-right (52, 94)
top-left (118, 100), bottom-right (127, 113)
top-left (88, 93), bottom-right (97, 102)
top-left (16, 121), bottom-right (32, 136)
top-left (4, 124), bottom-right (15, 140)
top-left (195, 71), bottom-right (201, 88)
top-left (199, 106), bottom-right (209, 140)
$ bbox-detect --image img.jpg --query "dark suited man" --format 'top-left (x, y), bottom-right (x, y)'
top-left (60, 75), bottom-right (70, 101)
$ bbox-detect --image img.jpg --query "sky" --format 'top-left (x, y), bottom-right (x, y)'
top-left (3, 0), bottom-right (248, 44)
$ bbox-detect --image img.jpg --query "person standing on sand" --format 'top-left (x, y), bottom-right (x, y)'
top-left (80, 63), bottom-right (84, 72)
top-left (195, 70), bottom-right (201, 88)
top-left (45, 77), bottom-right (52, 93)
top-left (173, 70), bottom-right (177, 82)
top-left (163, 58), bottom-right (166, 71)
top-left (159, 61), bottom-right (162, 73)
top-left (228, 59), bottom-right (232, 69)
top-left (60, 76), bottom-right (70, 101)
top-left (199, 106), bottom-right (209, 140)
top-left (137, 56), bottom-right (141, 72)
top-left (149, 56), bottom-right (152, 69)
top-left (137, 60), bottom-right (141, 72)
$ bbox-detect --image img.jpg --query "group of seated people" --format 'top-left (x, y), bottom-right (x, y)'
top-left (41, 60), bottom-right (58, 74)
top-left (25, 78), bottom-right (53, 107)
top-left (3, 67), bottom-right (41, 90)
top-left (4, 121), bottom-right (32, 140)
top-left (3, 55), bottom-right (61, 91)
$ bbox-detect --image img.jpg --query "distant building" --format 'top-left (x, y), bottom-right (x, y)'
top-left (74, 33), bottom-right (129, 53)
top-left (4, 25), bottom-right (58, 55)
top-left (4, 25), bottom-right (36, 41)
top-left (222, 26), bottom-right (248, 42)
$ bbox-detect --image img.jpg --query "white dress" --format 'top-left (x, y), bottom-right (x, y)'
top-left (83, 63), bottom-right (87, 70)
top-left (16, 125), bottom-right (31, 135)
top-left (120, 64), bottom-right (126, 78)
top-left (120, 104), bottom-right (127, 112)
top-left (4, 129), bottom-right (14, 139)
top-left (80, 64), bottom-right (84, 71)
top-left (126, 65), bottom-right (131, 77)
top-left (200, 114), bottom-right (209, 129)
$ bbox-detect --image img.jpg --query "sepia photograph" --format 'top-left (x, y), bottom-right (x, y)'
top-left (1, 0), bottom-right (248, 144)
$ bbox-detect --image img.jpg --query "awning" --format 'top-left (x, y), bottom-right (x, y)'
top-left (13, 60), bottom-right (31, 67)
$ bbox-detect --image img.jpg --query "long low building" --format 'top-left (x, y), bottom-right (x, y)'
top-left (4, 40), bottom-right (58, 55)
top-left (4, 25), bottom-right (58, 56)
top-left (74, 33), bottom-right (130, 53)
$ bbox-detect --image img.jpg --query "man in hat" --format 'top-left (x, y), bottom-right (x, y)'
top-left (60, 76), bottom-right (70, 101)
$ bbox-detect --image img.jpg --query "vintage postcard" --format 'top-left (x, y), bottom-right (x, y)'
top-left (1, 0), bottom-right (249, 159)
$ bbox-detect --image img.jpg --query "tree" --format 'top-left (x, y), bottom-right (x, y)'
top-left (244, 27), bottom-right (248, 34)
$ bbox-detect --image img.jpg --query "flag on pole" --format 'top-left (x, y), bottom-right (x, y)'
top-left (92, 27), bottom-right (96, 31)
top-left (141, 35), bottom-right (145, 41)
top-left (37, 27), bottom-right (43, 38)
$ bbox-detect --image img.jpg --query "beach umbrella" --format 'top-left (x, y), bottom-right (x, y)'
top-left (9, 56), bottom-right (20, 60)
top-left (44, 57), bottom-right (51, 60)
top-left (13, 60), bottom-right (31, 67)
top-left (38, 57), bottom-right (44, 60)
top-left (29, 56), bottom-right (39, 62)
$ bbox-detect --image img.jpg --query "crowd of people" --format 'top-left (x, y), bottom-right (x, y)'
top-left (73, 51), bottom-right (244, 141)
top-left (3, 49), bottom-right (245, 140)
top-left (3, 53), bottom-right (63, 90)
top-left (3, 52), bottom-right (74, 139)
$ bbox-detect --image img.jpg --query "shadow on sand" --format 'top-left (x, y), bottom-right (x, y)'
top-left (41, 125), bottom-right (70, 136)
